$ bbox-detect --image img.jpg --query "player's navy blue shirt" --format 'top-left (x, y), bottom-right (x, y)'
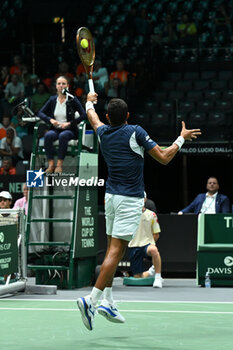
top-left (97, 124), bottom-right (157, 197)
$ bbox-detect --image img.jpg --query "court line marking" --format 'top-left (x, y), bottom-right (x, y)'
top-left (1, 307), bottom-right (233, 314)
top-left (2, 299), bottom-right (233, 304)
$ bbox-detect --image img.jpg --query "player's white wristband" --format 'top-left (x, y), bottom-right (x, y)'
top-left (173, 136), bottom-right (185, 150)
top-left (85, 101), bottom-right (95, 112)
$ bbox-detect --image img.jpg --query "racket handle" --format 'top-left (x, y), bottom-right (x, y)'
top-left (88, 79), bottom-right (95, 93)
top-left (88, 79), bottom-right (97, 104)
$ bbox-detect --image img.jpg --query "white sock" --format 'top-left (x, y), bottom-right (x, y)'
top-left (148, 265), bottom-right (155, 276)
top-left (155, 273), bottom-right (161, 279)
top-left (90, 287), bottom-right (103, 306)
top-left (103, 287), bottom-right (114, 304)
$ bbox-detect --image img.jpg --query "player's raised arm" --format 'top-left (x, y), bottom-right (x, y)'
top-left (148, 121), bottom-right (201, 165)
top-left (85, 92), bottom-right (104, 132)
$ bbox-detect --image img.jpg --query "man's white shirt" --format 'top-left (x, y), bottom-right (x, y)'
top-left (201, 192), bottom-right (217, 213)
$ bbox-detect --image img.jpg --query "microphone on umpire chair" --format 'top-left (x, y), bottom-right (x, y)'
top-left (16, 98), bottom-right (27, 107)
top-left (12, 97), bottom-right (27, 111)
top-left (21, 103), bottom-right (36, 118)
top-left (62, 88), bottom-right (74, 99)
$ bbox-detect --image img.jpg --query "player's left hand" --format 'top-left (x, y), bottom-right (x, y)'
top-left (180, 121), bottom-right (201, 141)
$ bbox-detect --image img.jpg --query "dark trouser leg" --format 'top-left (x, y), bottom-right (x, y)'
top-left (44, 130), bottom-right (59, 160)
top-left (57, 130), bottom-right (74, 160)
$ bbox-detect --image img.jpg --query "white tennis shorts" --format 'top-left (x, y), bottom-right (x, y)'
top-left (105, 193), bottom-right (144, 242)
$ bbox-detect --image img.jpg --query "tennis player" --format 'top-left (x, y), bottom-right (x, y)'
top-left (77, 93), bottom-right (201, 330)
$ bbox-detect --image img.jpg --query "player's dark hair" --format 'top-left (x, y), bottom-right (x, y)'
top-left (107, 98), bottom-right (128, 126)
top-left (207, 176), bottom-right (218, 183)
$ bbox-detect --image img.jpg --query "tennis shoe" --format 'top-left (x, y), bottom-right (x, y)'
top-left (153, 277), bottom-right (164, 288)
top-left (98, 299), bottom-right (125, 323)
top-left (77, 296), bottom-right (96, 331)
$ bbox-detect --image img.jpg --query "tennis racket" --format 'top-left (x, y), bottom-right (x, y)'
top-left (76, 27), bottom-right (96, 94)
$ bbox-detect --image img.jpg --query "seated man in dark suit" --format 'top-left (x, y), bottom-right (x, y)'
top-left (178, 176), bottom-right (230, 214)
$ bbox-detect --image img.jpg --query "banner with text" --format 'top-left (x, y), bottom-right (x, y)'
top-left (179, 143), bottom-right (233, 155)
top-left (205, 214), bottom-right (233, 243)
top-left (0, 225), bottom-right (18, 275)
top-left (74, 153), bottom-right (98, 258)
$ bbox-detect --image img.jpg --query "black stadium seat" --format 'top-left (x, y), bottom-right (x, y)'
top-left (196, 101), bottom-right (214, 113)
top-left (168, 90), bottom-right (185, 101)
top-left (152, 91), bottom-right (167, 101)
top-left (160, 81), bottom-right (175, 91)
top-left (160, 101), bottom-right (173, 113)
top-left (145, 101), bottom-right (159, 115)
top-left (228, 80), bottom-right (233, 90)
top-left (151, 113), bottom-right (169, 126)
top-left (186, 91), bottom-right (203, 102)
top-left (204, 90), bottom-right (221, 101)
top-left (133, 113), bottom-right (150, 127)
top-left (218, 71), bottom-right (233, 80)
top-left (176, 81), bottom-right (192, 90)
top-left (193, 80), bottom-right (209, 91)
top-left (200, 71), bottom-right (217, 80)
top-left (176, 112), bottom-right (189, 123)
top-left (208, 113), bottom-right (226, 126)
top-left (189, 112), bottom-right (207, 127)
top-left (179, 101), bottom-right (195, 114)
top-left (183, 72), bottom-right (199, 80)
top-left (169, 72), bottom-right (183, 81)
top-left (215, 100), bottom-right (232, 113)
top-left (210, 80), bottom-right (227, 90)
top-left (222, 90), bottom-right (233, 100)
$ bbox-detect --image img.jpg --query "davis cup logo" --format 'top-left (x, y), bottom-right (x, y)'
top-left (0, 232), bottom-right (4, 243)
top-left (224, 256), bottom-right (233, 267)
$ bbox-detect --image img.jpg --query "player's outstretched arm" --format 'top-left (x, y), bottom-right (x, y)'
top-left (85, 92), bottom-right (104, 132)
top-left (148, 121), bottom-right (201, 165)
